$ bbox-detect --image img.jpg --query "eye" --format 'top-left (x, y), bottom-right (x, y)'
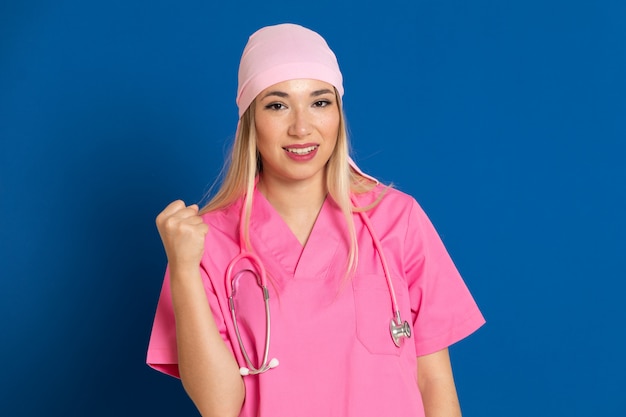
top-left (264, 102), bottom-right (286, 111)
top-left (313, 99), bottom-right (332, 108)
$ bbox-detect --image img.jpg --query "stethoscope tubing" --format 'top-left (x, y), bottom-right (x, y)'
top-left (226, 192), bottom-right (411, 376)
top-left (226, 252), bottom-right (273, 375)
top-left (350, 196), bottom-right (403, 324)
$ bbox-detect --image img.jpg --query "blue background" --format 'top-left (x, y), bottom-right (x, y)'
top-left (1, 1), bottom-right (624, 415)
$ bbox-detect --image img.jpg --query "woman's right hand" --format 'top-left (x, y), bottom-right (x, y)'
top-left (157, 201), bottom-right (246, 415)
top-left (155, 200), bottom-right (209, 271)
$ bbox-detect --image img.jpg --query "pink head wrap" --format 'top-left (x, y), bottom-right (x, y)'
top-left (236, 23), bottom-right (343, 118)
top-left (235, 23), bottom-right (376, 182)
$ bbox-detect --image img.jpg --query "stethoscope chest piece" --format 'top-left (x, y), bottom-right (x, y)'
top-left (390, 317), bottom-right (411, 347)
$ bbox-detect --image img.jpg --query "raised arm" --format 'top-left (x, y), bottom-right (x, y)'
top-left (156, 200), bottom-right (244, 417)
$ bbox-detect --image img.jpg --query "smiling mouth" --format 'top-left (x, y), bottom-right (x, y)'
top-left (284, 145), bottom-right (319, 155)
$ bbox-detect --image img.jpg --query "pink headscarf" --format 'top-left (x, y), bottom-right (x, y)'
top-left (236, 23), bottom-right (375, 182)
top-left (236, 23), bottom-right (343, 118)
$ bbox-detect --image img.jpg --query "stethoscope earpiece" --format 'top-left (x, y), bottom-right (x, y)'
top-left (239, 358), bottom-right (279, 376)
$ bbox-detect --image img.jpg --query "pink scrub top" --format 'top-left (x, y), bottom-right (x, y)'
top-left (147, 185), bottom-right (485, 417)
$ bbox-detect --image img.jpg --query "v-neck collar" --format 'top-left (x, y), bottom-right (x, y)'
top-left (249, 188), bottom-right (344, 281)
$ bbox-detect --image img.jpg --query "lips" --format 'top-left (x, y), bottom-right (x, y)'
top-left (283, 145), bottom-right (319, 155)
top-left (282, 143), bottom-right (320, 161)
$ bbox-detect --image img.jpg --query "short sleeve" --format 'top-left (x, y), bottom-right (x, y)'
top-left (146, 264), bottom-right (232, 378)
top-left (145, 266), bottom-right (180, 378)
top-left (404, 200), bottom-right (485, 356)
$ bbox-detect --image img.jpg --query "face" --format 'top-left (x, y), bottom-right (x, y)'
top-left (253, 78), bottom-right (340, 186)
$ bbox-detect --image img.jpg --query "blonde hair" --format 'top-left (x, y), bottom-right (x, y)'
top-left (200, 90), bottom-right (382, 276)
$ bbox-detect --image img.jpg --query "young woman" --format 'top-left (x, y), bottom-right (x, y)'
top-left (147, 23), bottom-right (485, 417)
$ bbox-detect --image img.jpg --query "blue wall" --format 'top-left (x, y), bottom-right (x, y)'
top-left (1, 1), bottom-right (624, 415)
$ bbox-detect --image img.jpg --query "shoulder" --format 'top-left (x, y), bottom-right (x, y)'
top-left (200, 198), bottom-right (243, 237)
top-left (355, 185), bottom-right (441, 238)
top-left (378, 186), bottom-right (416, 205)
top-left (355, 184), bottom-right (420, 215)
top-left (352, 185), bottom-right (427, 238)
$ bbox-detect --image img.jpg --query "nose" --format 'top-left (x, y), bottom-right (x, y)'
top-left (288, 108), bottom-right (312, 138)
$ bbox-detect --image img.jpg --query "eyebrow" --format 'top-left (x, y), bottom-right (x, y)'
top-left (260, 88), bottom-right (335, 100)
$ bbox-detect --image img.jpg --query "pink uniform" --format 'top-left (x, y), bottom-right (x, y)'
top-left (147, 185), bottom-right (485, 416)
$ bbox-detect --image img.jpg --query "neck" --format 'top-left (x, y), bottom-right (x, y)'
top-left (258, 174), bottom-right (327, 214)
top-left (257, 174), bottom-right (327, 246)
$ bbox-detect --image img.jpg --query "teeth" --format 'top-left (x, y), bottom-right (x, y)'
top-left (285, 145), bottom-right (318, 155)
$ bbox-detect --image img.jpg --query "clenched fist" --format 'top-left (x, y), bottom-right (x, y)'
top-left (156, 200), bottom-right (209, 271)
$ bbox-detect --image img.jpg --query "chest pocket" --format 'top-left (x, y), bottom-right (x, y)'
top-left (352, 273), bottom-right (413, 356)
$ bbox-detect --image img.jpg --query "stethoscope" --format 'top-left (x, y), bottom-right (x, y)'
top-left (226, 194), bottom-right (411, 376)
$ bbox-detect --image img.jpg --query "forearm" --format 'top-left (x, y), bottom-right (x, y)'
top-left (170, 266), bottom-right (245, 417)
top-left (417, 349), bottom-right (462, 417)
top-left (419, 375), bottom-right (461, 417)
